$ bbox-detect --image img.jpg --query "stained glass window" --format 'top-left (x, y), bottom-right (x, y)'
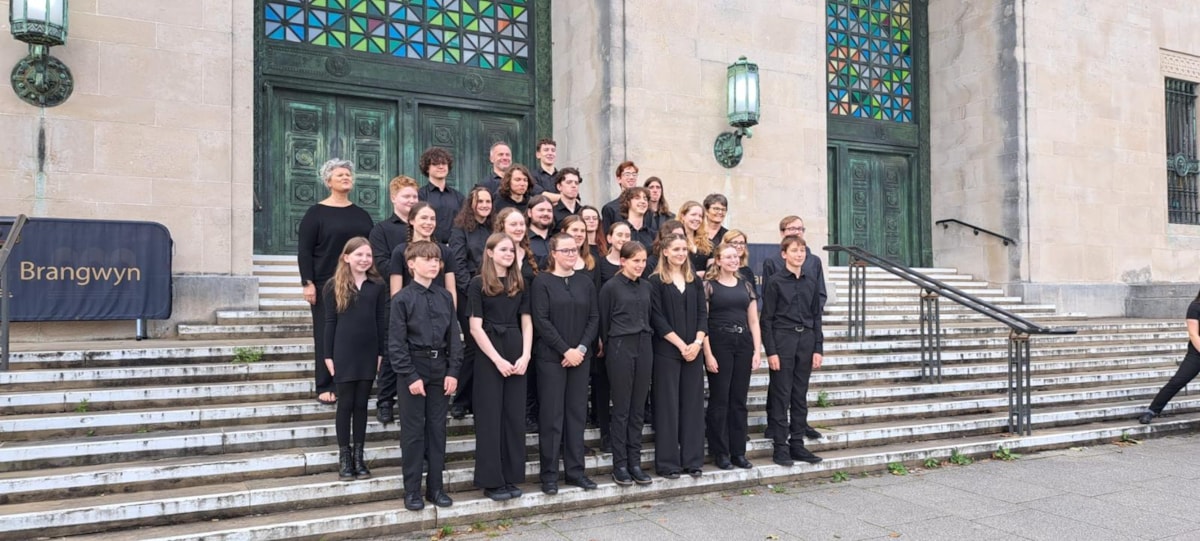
top-left (264, 0), bottom-right (531, 73)
top-left (826, 0), bottom-right (913, 122)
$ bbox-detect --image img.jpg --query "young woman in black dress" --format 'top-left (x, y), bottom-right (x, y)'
top-left (703, 243), bottom-right (762, 470)
top-left (598, 241), bottom-right (654, 487)
top-left (648, 234), bottom-right (708, 479)
top-left (448, 187), bottom-right (494, 419)
top-left (532, 233), bottom-right (600, 494)
top-left (677, 201), bottom-right (713, 278)
top-left (298, 159), bottom-right (374, 405)
top-left (322, 237), bottom-right (387, 480)
top-left (469, 233), bottom-right (533, 501)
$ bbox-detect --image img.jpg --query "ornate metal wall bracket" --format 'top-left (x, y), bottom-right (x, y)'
top-left (1169, 153), bottom-right (1200, 177)
top-left (10, 44), bottom-right (73, 108)
top-left (713, 127), bottom-right (752, 169)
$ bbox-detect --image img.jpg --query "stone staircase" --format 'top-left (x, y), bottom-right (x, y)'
top-left (3, 259), bottom-right (1200, 540)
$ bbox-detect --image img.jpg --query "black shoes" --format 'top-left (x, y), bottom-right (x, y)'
top-left (541, 481), bottom-right (558, 495)
top-left (1139, 410), bottom-right (1156, 424)
top-left (353, 446), bottom-right (371, 480)
top-left (772, 448), bottom-right (795, 467)
top-left (804, 426), bottom-right (824, 440)
top-left (790, 446), bottom-right (823, 464)
top-left (714, 456), bottom-right (734, 470)
top-left (526, 416), bottom-right (540, 433)
top-left (484, 487), bottom-right (512, 501)
top-left (566, 476), bottom-right (599, 490)
top-left (629, 466), bottom-right (653, 485)
top-left (337, 446), bottom-right (355, 481)
top-left (450, 404), bottom-right (467, 420)
top-left (686, 468), bottom-right (704, 478)
top-left (426, 490), bottom-right (453, 508)
top-left (404, 491), bottom-right (424, 511)
top-left (660, 470), bottom-right (680, 480)
top-left (599, 434), bottom-right (613, 453)
top-left (376, 403), bottom-right (394, 426)
top-left (505, 484), bottom-right (523, 498)
top-left (612, 467), bottom-right (634, 486)
top-left (731, 455), bottom-right (754, 469)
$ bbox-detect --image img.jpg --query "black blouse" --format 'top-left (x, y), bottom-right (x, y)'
top-left (598, 273), bottom-right (653, 339)
top-left (449, 222), bottom-right (491, 291)
top-left (323, 279), bottom-right (388, 383)
top-left (388, 242), bottom-right (457, 291)
top-left (648, 274), bottom-right (709, 359)
top-left (297, 203), bottom-right (374, 285)
top-left (531, 272), bottom-right (599, 358)
top-left (467, 276), bottom-right (530, 359)
top-left (388, 282), bottom-right (464, 384)
top-left (706, 278), bottom-right (755, 329)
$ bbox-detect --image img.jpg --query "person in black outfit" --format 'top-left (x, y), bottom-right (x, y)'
top-left (761, 235), bottom-right (824, 467)
top-left (719, 229), bottom-right (758, 287)
top-left (323, 237), bottom-right (387, 481)
top-left (643, 176), bottom-right (674, 233)
top-left (619, 186), bottom-right (657, 249)
top-left (367, 176), bottom-right (418, 424)
top-left (532, 138), bottom-right (560, 195)
top-left (448, 187), bottom-right (494, 419)
top-left (601, 160), bottom-right (639, 229)
top-left (592, 220), bottom-right (632, 453)
top-left (702, 194), bottom-right (729, 247)
top-left (494, 206), bottom-right (542, 431)
top-left (598, 241), bottom-right (655, 487)
top-left (558, 215), bottom-right (599, 286)
top-left (552, 168), bottom-right (584, 231)
top-left (1140, 289), bottom-right (1200, 424)
top-left (477, 141), bottom-right (513, 195)
top-left (532, 234), bottom-right (601, 495)
top-left (386, 203), bottom-right (458, 302)
top-left (492, 164), bottom-right (535, 216)
top-left (469, 233), bottom-right (533, 501)
top-left (703, 243), bottom-right (763, 470)
top-left (678, 201), bottom-right (714, 278)
top-left (298, 158), bottom-right (375, 406)
top-left (417, 147), bottom-right (465, 245)
top-left (648, 235), bottom-right (708, 479)
top-left (389, 241), bottom-right (463, 511)
top-left (527, 194), bottom-right (555, 266)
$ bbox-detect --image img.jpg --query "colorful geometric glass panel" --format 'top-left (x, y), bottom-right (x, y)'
top-left (826, 0), bottom-right (913, 123)
top-left (264, 0), bottom-right (530, 74)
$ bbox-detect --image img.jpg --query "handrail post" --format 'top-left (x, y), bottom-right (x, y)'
top-left (0, 214), bottom-right (29, 372)
top-left (847, 257), bottom-right (867, 341)
top-left (919, 289), bottom-right (942, 383)
top-left (1007, 331), bottom-right (1032, 435)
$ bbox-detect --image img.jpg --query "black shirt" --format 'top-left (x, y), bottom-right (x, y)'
top-left (389, 281), bottom-right (464, 385)
top-left (598, 256), bottom-right (621, 286)
top-left (298, 203), bottom-right (374, 285)
top-left (601, 197), bottom-right (623, 231)
top-left (708, 226), bottom-right (729, 246)
top-left (449, 222), bottom-right (491, 291)
top-left (467, 276), bottom-right (530, 360)
top-left (706, 278), bottom-right (755, 329)
top-left (598, 273), bottom-right (653, 339)
top-left (531, 272), bottom-right (599, 357)
top-left (533, 166), bottom-right (558, 194)
top-left (689, 248), bottom-right (712, 276)
top-left (629, 217), bottom-right (657, 251)
top-left (760, 268), bottom-right (824, 356)
top-left (552, 199), bottom-right (582, 232)
top-left (324, 279), bottom-right (388, 383)
top-left (1187, 301), bottom-right (1200, 356)
top-left (477, 173), bottom-right (502, 195)
top-left (418, 182), bottom-right (465, 245)
top-left (368, 214), bottom-right (409, 279)
top-left (528, 229), bottom-right (551, 268)
top-left (761, 248), bottom-right (828, 311)
top-left (738, 266), bottom-right (757, 289)
top-left (389, 242), bottom-right (458, 292)
top-left (648, 275), bottom-right (709, 359)
top-left (493, 193), bottom-right (529, 216)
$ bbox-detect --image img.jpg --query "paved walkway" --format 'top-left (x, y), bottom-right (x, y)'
top-left (387, 434), bottom-right (1200, 541)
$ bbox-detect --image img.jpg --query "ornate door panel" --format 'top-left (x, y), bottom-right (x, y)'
top-left (417, 104), bottom-right (528, 193)
top-left (829, 147), bottom-right (916, 266)
top-left (338, 97), bottom-right (399, 220)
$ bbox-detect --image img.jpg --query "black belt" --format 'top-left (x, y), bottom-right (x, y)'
top-left (411, 347), bottom-right (448, 358)
top-left (778, 326), bottom-right (810, 334)
top-left (717, 324), bottom-right (746, 334)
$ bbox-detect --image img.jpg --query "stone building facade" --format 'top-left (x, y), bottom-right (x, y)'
top-left (1, 0), bottom-right (1198, 340)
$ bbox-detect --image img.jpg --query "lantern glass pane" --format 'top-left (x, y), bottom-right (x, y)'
top-left (727, 74), bottom-right (736, 117)
top-left (746, 75), bottom-right (758, 115)
top-left (49, 0), bottom-right (64, 25)
top-left (28, 0), bottom-right (47, 21)
top-left (735, 77), bottom-right (748, 114)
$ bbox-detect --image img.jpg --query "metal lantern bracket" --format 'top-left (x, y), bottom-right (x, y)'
top-left (11, 43), bottom-right (73, 107)
top-left (714, 127), bottom-right (752, 169)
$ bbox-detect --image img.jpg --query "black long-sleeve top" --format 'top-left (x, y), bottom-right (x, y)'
top-left (598, 256), bottom-right (621, 285)
top-left (761, 248), bottom-right (827, 311)
top-left (323, 279), bottom-right (388, 383)
top-left (531, 272), bottom-right (599, 358)
top-left (449, 222), bottom-right (491, 291)
top-left (533, 167), bottom-right (558, 194)
top-left (388, 242), bottom-right (458, 291)
top-left (418, 183), bottom-right (465, 245)
top-left (297, 204), bottom-right (374, 285)
top-left (388, 282), bottom-right (464, 385)
top-left (368, 214), bottom-right (408, 279)
top-left (601, 198), bottom-right (622, 231)
top-left (760, 268), bottom-right (824, 356)
top-left (492, 193), bottom-right (529, 216)
top-left (598, 273), bottom-right (653, 339)
top-left (648, 275), bottom-right (709, 359)
top-left (528, 230), bottom-right (551, 269)
top-left (552, 200), bottom-right (581, 232)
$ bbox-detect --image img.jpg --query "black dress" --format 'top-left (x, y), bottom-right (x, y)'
top-left (469, 276), bottom-right (531, 491)
top-left (323, 279), bottom-right (388, 383)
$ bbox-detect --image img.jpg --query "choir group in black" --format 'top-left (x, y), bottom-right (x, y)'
top-left (298, 140), bottom-right (828, 511)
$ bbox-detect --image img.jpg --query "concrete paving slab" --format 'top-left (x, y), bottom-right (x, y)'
top-left (974, 509), bottom-right (1129, 541)
top-left (1034, 492), bottom-right (1198, 540)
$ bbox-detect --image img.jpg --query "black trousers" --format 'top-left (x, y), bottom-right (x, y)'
top-left (705, 329), bottom-right (753, 459)
top-left (767, 329), bottom-right (816, 451)
top-left (335, 380), bottom-right (372, 448)
top-left (606, 332), bottom-right (653, 470)
top-left (526, 359), bottom-right (540, 421)
top-left (590, 352), bottom-right (611, 440)
top-left (310, 280), bottom-right (334, 394)
top-left (397, 371), bottom-right (449, 495)
top-left (1149, 350), bottom-right (1200, 414)
top-left (375, 306), bottom-right (397, 407)
top-left (652, 352), bottom-right (705, 474)
top-left (538, 352), bottom-right (591, 483)
top-left (451, 303), bottom-right (477, 412)
top-left (472, 350), bottom-right (528, 489)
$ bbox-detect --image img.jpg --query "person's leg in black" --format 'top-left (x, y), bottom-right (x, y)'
top-left (376, 355), bottom-right (397, 424)
top-left (591, 353), bottom-right (612, 451)
top-left (679, 354), bottom-right (707, 473)
top-left (563, 357), bottom-right (592, 485)
top-left (727, 334), bottom-right (754, 463)
top-left (788, 332), bottom-right (819, 463)
top-left (473, 352), bottom-right (506, 494)
top-left (424, 378), bottom-right (452, 505)
top-left (627, 332), bottom-right (654, 483)
top-left (705, 332), bottom-right (735, 465)
top-left (334, 380), bottom-right (355, 479)
top-left (538, 356), bottom-right (567, 491)
top-left (1147, 351), bottom-right (1200, 416)
top-left (349, 380), bottom-right (372, 478)
top-left (451, 306), bottom-right (475, 418)
top-left (606, 336), bottom-right (634, 484)
top-left (525, 360), bottom-right (540, 432)
top-left (501, 370), bottom-right (528, 496)
top-left (653, 353), bottom-right (682, 476)
top-left (397, 381), bottom-right (427, 509)
top-left (767, 331), bottom-right (799, 465)
top-left (312, 281), bottom-right (334, 401)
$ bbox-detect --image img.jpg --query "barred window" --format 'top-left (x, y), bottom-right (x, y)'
top-left (1166, 78), bottom-right (1199, 224)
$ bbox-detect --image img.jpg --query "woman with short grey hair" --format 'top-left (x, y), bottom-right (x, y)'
top-left (298, 158), bottom-right (375, 405)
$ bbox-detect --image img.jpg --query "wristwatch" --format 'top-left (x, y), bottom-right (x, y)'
top-left (576, 345), bottom-right (588, 354)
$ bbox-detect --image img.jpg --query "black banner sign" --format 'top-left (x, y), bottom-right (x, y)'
top-left (2, 218), bottom-right (173, 321)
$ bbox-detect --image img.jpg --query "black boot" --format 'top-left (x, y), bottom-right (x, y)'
top-left (338, 446), bottom-right (354, 481)
top-left (354, 445), bottom-right (371, 479)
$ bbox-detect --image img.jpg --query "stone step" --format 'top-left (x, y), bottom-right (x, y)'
top-left (824, 319), bottom-right (1179, 340)
top-left (822, 312), bottom-right (1081, 325)
top-left (0, 380), bottom-right (314, 416)
top-left (251, 255), bottom-right (298, 265)
top-left (215, 310), bottom-right (312, 325)
top-left (176, 323), bottom-right (313, 340)
top-left (826, 342), bottom-right (1184, 369)
top-left (822, 303), bottom-right (1058, 314)
top-left (5, 403), bottom-right (1195, 541)
top-left (6, 341), bottom-right (311, 370)
top-left (0, 360), bottom-right (309, 392)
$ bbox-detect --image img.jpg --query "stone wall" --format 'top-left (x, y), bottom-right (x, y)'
top-left (0, 0), bottom-right (257, 340)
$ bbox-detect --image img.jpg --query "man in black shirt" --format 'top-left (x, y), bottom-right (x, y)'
top-left (368, 176), bottom-right (419, 426)
top-left (761, 215), bottom-right (828, 312)
top-left (527, 195), bottom-right (554, 266)
top-left (417, 147), bottom-right (465, 245)
top-left (760, 235), bottom-right (824, 467)
top-left (478, 141), bottom-right (513, 195)
top-left (601, 161), bottom-right (640, 230)
top-left (552, 168), bottom-right (584, 231)
top-left (532, 138), bottom-right (559, 195)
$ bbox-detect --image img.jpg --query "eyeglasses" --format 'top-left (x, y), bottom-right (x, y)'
top-left (581, 215), bottom-right (599, 221)
top-left (553, 248), bottom-right (579, 255)
top-left (783, 226), bottom-right (806, 233)
top-left (728, 240), bottom-right (747, 247)
top-left (620, 171), bottom-right (638, 178)
top-left (709, 206), bottom-right (727, 214)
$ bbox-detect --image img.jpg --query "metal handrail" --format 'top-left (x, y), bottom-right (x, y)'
top-left (935, 218), bottom-right (1017, 246)
top-left (825, 244), bottom-right (1076, 436)
top-left (0, 215), bottom-right (29, 372)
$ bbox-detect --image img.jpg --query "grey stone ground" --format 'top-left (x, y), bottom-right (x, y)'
top-left (386, 434), bottom-right (1200, 541)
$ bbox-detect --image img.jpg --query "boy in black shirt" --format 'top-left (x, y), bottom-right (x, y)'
top-left (389, 241), bottom-right (464, 511)
top-left (760, 235), bottom-right (824, 467)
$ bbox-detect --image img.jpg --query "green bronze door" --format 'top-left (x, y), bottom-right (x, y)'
top-left (257, 88), bottom-right (398, 255)
top-left (828, 147), bottom-right (916, 265)
top-left (416, 104), bottom-right (529, 193)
